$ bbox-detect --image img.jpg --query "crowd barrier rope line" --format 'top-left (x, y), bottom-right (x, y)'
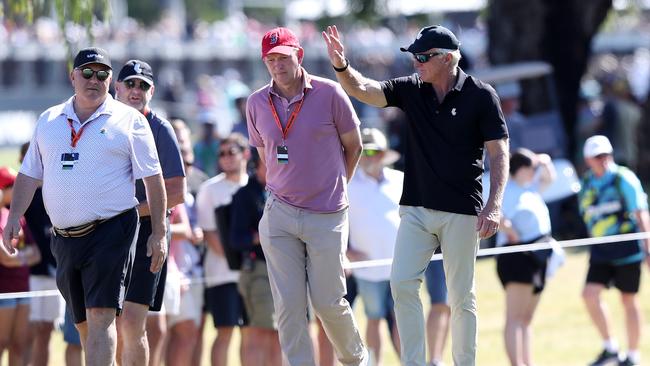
top-left (1, 231), bottom-right (649, 300)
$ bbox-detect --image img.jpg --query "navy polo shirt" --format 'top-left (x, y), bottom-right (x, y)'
top-left (380, 69), bottom-right (508, 216)
top-left (24, 189), bottom-right (56, 276)
top-left (135, 110), bottom-right (185, 204)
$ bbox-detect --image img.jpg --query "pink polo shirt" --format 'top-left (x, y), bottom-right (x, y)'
top-left (247, 69), bottom-right (360, 212)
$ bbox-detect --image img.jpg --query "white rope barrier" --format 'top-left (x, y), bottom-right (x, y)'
top-left (2, 231), bottom-right (648, 300)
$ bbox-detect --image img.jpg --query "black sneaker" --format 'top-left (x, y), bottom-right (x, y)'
top-left (618, 358), bottom-right (639, 366)
top-left (589, 349), bottom-right (619, 366)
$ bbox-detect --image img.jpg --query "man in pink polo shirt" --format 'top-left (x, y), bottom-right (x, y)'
top-left (246, 27), bottom-right (367, 366)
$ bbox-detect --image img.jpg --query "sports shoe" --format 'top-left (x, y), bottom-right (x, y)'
top-left (589, 349), bottom-right (620, 366)
top-left (618, 358), bottom-right (639, 366)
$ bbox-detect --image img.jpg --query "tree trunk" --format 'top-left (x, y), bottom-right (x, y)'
top-left (487, 0), bottom-right (612, 157)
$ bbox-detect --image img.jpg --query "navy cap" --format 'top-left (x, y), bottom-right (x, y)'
top-left (117, 60), bottom-right (154, 85)
top-left (400, 25), bottom-right (460, 54)
top-left (73, 47), bottom-right (112, 69)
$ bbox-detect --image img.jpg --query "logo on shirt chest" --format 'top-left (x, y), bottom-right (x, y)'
top-left (451, 108), bottom-right (457, 116)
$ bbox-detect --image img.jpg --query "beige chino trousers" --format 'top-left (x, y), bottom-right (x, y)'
top-left (390, 206), bottom-right (479, 366)
top-left (259, 194), bottom-right (367, 366)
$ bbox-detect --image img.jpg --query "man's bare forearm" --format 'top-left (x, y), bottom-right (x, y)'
top-left (334, 66), bottom-right (387, 107)
top-left (138, 176), bottom-right (185, 217)
top-left (8, 173), bottom-right (41, 221)
top-left (485, 139), bottom-right (509, 211)
top-left (142, 173), bottom-right (168, 236)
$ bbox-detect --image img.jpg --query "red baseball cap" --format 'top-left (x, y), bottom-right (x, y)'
top-left (0, 167), bottom-right (17, 190)
top-left (261, 27), bottom-right (301, 59)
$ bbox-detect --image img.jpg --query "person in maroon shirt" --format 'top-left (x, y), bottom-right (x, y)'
top-left (0, 167), bottom-right (41, 365)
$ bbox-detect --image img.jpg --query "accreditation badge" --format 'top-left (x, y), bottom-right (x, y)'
top-left (60, 152), bottom-right (79, 170)
top-left (277, 145), bottom-right (289, 164)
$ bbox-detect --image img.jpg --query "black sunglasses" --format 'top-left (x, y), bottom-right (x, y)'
top-left (79, 68), bottom-right (110, 81)
top-left (413, 52), bottom-right (445, 64)
top-left (219, 147), bottom-right (241, 157)
top-left (125, 79), bottom-right (152, 92)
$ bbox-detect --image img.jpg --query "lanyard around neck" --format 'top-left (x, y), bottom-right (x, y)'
top-left (67, 118), bottom-right (92, 148)
top-left (267, 89), bottom-right (307, 143)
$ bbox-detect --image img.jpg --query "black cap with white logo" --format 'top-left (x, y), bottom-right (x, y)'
top-left (117, 60), bottom-right (154, 85)
top-left (400, 25), bottom-right (460, 54)
top-left (73, 47), bottom-right (112, 69)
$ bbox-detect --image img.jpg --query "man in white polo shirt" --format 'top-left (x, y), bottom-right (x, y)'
top-left (1, 47), bottom-right (168, 366)
top-left (348, 128), bottom-right (402, 365)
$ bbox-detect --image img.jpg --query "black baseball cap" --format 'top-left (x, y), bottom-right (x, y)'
top-left (117, 60), bottom-right (155, 85)
top-left (400, 25), bottom-right (460, 54)
top-left (73, 47), bottom-right (112, 69)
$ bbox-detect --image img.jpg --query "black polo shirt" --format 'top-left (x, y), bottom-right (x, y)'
top-left (380, 69), bottom-right (508, 216)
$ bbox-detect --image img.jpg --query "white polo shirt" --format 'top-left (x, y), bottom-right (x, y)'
top-left (196, 173), bottom-right (248, 287)
top-left (348, 167), bottom-right (403, 282)
top-left (21, 95), bottom-right (161, 229)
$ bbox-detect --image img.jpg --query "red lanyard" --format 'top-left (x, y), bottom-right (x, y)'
top-left (67, 119), bottom-right (90, 148)
top-left (267, 89), bottom-right (307, 142)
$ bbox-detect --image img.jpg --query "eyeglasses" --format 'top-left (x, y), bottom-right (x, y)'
top-left (79, 68), bottom-right (110, 81)
top-left (362, 149), bottom-right (381, 157)
top-left (125, 79), bottom-right (152, 92)
top-left (219, 147), bottom-right (241, 157)
top-left (413, 52), bottom-right (445, 64)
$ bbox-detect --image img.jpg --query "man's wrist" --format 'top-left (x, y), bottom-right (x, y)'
top-left (333, 58), bottom-right (349, 72)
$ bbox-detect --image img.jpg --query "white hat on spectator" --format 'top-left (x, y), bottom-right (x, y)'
top-left (583, 135), bottom-right (613, 158)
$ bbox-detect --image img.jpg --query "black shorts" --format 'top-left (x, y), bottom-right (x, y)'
top-left (205, 283), bottom-right (248, 328)
top-left (586, 261), bottom-right (641, 293)
top-left (124, 218), bottom-right (170, 311)
top-left (51, 208), bottom-right (138, 324)
top-left (496, 251), bottom-right (547, 294)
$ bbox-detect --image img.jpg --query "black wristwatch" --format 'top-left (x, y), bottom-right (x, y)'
top-left (333, 58), bottom-right (349, 72)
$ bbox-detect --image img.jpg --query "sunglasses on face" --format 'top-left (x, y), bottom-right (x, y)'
top-left (362, 149), bottom-right (381, 157)
top-left (413, 52), bottom-right (445, 64)
top-left (219, 147), bottom-right (241, 157)
top-left (125, 79), bottom-right (152, 92)
top-left (79, 68), bottom-right (110, 81)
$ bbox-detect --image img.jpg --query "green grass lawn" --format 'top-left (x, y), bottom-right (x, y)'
top-left (4, 250), bottom-right (648, 365)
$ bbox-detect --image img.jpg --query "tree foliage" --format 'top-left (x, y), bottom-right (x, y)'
top-left (3, 0), bottom-right (110, 69)
top-left (3, 0), bottom-right (109, 25)
top-left (487, 0), bottom-right (612, 157)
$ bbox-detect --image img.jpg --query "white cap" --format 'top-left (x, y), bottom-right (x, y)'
top-left (583, 135), bottom-right (613, 158)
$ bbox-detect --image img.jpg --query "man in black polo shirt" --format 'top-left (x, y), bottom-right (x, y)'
top-left (114, 60), bottom-right (186, 366)
top-left (323, 25), bottom-right (509, 366)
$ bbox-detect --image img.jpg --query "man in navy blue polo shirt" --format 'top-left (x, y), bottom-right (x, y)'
top-left (115, 59), bottom-right (186, 366)
top-left (323, 25), bottom-right (509, 366)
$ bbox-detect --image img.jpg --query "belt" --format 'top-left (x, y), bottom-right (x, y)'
top-left (52, 219), bottom-right (107, 238)
top-left (52, 208), bottom-right (136, 238)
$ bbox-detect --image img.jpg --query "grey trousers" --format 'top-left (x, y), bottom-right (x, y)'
top-left (390, 206), bottom-right (479, 366)
top-left (259, 195), bottom-right (367, 366)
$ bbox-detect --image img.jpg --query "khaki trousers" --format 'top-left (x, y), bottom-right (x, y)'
top-left (390, 206), bottom-right (479, 366)
top-left (259, 195), bottom-right (367, 366)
